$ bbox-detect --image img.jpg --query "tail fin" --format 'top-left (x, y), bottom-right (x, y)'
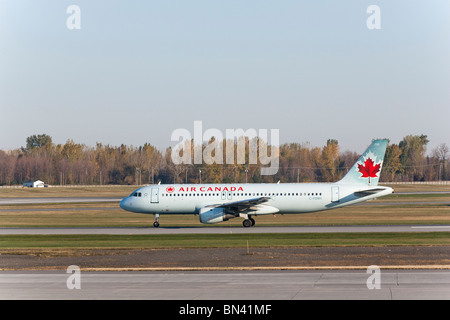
top-left (338, 139), bottom-right (388, 186)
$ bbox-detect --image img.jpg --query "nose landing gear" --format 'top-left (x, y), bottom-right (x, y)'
top-left (153, 213), bottom-right (160, 228)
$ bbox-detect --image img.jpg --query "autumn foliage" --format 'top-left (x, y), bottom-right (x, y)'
top-left (0, 134), bottom-right (447, 185)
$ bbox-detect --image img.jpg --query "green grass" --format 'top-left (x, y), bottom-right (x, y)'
top-left (1, 232), bottom-right (449, 249)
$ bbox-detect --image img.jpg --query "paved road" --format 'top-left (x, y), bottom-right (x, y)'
top-left (1, 225), bottom-right (450, 235)
top-left (1, 270), bottom-right (449, 300)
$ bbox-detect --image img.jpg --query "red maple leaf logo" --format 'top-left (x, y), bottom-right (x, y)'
top-left (357, 158), bottom-right (381, 183)
top-left (166, 186), bottom-right (175, 193)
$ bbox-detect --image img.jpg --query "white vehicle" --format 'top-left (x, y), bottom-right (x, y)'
top-left (120, 140), bottom-right (393, 227)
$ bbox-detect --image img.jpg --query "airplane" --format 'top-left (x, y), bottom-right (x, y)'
top-left (120, 139), bottom-right (393, 227)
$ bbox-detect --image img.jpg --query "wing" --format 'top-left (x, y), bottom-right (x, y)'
top-left (207, 196), bottom-right (271, 213)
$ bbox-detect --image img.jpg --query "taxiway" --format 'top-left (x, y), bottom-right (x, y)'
top-left (1, 225), bottom-right (450, 235)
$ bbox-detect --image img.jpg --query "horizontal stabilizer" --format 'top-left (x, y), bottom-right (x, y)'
top-left (354, 188), bottom-right (389, 197)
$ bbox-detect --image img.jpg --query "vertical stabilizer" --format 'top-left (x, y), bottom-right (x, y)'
top-left (338, 139), bottom-right (388, 186)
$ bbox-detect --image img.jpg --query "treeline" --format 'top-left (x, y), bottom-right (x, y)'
top-left (0, 134), bottom-right (448, 186)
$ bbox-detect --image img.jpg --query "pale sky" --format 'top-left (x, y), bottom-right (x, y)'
top-left (1, 0), bottom-right (449, 154)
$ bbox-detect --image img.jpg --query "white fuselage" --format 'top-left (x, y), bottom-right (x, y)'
top-left (119, 183), bottom-right (393, 215)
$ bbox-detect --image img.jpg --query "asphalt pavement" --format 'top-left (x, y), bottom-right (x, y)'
top-left (1, 270), bottom-right (449, 300)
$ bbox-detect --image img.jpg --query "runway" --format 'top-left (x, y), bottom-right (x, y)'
top-left (1, 270), bottom-right (449, 300)
top-left (0, 191), bottom-right (448, 205)
top-left (1, 225), bottom-right (450, 235)
top-left (0, 197), bottom-right (121, 205)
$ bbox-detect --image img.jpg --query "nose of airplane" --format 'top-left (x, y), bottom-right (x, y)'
top-left (119, 197), bottom-right (128, 210)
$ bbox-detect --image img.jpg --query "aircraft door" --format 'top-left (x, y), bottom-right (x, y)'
top-left (227, 191), bottom-right (232, 200)
top-left (221, 191), bottom-right (226, 200)
top-left (151, 188), bottom-right (159, 203)
top-left (331, 186), bottom-right (339, 202)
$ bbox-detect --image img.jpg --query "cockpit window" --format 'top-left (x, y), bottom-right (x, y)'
top-left (131, 192), bottom-right (142, 197)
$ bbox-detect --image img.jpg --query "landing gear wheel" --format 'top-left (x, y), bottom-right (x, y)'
top-left (243, 219), bottom-right (252, 228)
top-left (153, 214), bottom-right (160, 228)
top-left (249, 217), bottom-right (255, 226)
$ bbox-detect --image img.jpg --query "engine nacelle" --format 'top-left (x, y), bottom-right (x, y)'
top-left (199, 207), bottom-right (236, 224)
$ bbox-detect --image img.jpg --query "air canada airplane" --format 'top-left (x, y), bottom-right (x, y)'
top-left (120, 139), bottom-right (393, 227)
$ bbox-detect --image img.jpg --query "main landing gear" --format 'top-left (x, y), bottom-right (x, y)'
top-left (153, 213), bottom-right (160, 228)
top-left (242, 217), bottom-right (255, 228)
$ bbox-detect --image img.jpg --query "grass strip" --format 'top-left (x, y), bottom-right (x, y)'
top-left (0, 232), bottom-right (449, 249)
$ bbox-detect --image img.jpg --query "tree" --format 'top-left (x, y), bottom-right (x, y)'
top-left (139, 143), bottom-right (162, 184)
top-left (23, 134), bottom-right (53, 154)
top-left (382, 143), bottom-right (402, 181)
top-left (321, 139), bottom-right (339, 182)
top-left (433, 143), bottom-right (449, 181)
top-left (61, 139), bottom-right (84, 162)
top-left (399, 134), bottom-right (429, 181)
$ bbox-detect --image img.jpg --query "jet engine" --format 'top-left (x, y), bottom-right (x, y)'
top-left (199, 207), bottom-right (236, 224)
